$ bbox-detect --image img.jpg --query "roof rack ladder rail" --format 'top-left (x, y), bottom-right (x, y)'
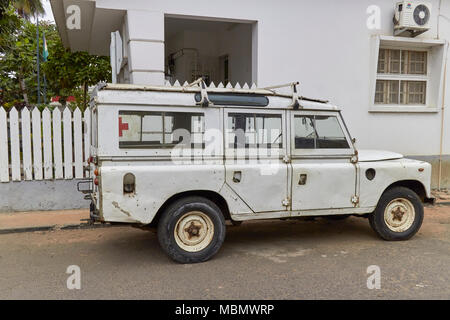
top-left (290, 82), bottom-right (301, 110)
top-left (263, 81), bottom-right (302, 109)
top-left (188, 77), bottom-right (212, 107)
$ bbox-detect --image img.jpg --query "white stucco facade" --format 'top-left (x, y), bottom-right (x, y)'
top-left (51, 0), bottom-right (450, 187)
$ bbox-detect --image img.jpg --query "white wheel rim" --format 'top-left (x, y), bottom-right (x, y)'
top-left (383, 198), bottom-right (415, 233)
top-left (174, 211), bottom-right (214, 252)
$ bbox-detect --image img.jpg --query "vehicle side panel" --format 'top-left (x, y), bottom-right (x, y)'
top-left (358, 159), bottom-right (432, 209)
top-left (100, 161), bottom-right (225, 224)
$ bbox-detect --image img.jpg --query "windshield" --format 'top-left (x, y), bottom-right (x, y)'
top-left (294, 115), bottom-right (350, 149)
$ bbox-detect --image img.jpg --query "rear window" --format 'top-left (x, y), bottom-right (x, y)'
top-left (118, 111), bottom-right (205, 148)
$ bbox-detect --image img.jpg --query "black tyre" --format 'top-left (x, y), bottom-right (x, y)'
top-left (157, 196), bottom-right (226, 263)
top-left (369, 187), bottom-right (424, 241)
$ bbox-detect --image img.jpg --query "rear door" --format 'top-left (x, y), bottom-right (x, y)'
top-left (289, 110), bottom-right (358, 211)
top-left (224, 109), bottom-right (289, 213)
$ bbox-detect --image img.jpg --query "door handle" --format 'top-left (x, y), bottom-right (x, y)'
top-left (298, 174), bottom-right (307, 185)
top-left (233, 171), bottom-right (242, 183)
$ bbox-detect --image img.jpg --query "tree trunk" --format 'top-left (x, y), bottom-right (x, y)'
top-left (18, 75), bottom-right (29, 105)
top-left (83, 82), bottom-right (88, 111)
top-left (60, 96), bottom-right (67, 108)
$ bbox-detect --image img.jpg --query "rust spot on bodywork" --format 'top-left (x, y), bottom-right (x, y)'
top-left (392, 207), bottom-right (405, 221)
top-left (184, 221), bottom-right (202, 239)
top-left (112, 201), bottom-right (131, 216)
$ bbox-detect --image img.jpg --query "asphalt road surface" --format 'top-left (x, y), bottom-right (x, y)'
top-left (0, 205), bottom-right (449, 299)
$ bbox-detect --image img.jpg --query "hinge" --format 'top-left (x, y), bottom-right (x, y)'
top-left (282, 198), bottom-right (291, 207)
top-left (351, 150), bottom-right (359, 164)
top-left (351, 195), bottom-right (359, 206)
top-left (282, 155), bottom-right (291, 164)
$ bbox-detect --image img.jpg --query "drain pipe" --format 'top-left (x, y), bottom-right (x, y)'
top-left (437, 0), bottom-right (448, 190)
top-left (438, 43), bottom-right (449, 191)
top-left (438, 43), bottom-right (448, 190)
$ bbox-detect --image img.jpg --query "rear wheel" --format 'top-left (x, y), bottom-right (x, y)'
top-left (369, 187), bottom-right (424, 241)
top-left (157, 196), bottom-right (226, 263)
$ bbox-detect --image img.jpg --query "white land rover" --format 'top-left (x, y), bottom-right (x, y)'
top-left (82, 80), bottom-right (435, 263)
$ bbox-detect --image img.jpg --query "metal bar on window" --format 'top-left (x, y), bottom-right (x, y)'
top-left (140, 115), bottom-right (143, 143)
top-left (161, 112), bottom-right (166, 145)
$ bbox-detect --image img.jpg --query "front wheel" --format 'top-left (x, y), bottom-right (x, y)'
top-left (157, 196), bottom-right (226, 263)
top-left (369, 187), bottom-right (424, 241)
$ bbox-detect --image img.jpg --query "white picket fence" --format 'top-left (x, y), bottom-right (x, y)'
top-left (0, 107), bottom-right (91, 182)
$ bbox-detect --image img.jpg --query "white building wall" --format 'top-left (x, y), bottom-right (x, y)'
top-left (96, 0), bottom-right (450, 186)
top-left (124, 10), bottom-right (165, 85)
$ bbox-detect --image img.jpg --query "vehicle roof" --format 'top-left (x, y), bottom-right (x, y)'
top-left (94, 83), bottom-right (340, 111)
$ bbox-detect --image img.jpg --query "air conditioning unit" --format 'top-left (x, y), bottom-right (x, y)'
top-left (394, 1), bottom-right (432, 37)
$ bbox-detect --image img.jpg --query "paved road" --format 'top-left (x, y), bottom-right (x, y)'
top-left (0, 205), bottom-right (449, 299)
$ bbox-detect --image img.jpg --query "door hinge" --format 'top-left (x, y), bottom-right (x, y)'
top-left (282, 155), bottom-right (291, 164)
top-left (351, 195), bottom-right (359, 206)
top-left (351, 151), bottom-right (359, 164)
top-left (282, 198), bottom-right (291, 207)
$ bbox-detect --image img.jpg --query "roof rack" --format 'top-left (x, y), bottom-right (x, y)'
top-left (101, 79), bottom-right (330, 108)
top-left (188, 78), bottom-right (212, 107)
top-left (299, 96), bottom-right (329, 104)
top-left (263, 82), bottom-right (301, 110)
top-left (188, 78), bottom-right (305, 109)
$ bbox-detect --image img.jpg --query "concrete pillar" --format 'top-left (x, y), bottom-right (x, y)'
top-left (125, 10), bottom-right (165, 85)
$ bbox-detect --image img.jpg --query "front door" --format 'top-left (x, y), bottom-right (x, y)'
top-left (224, 109), bottom-right (288, 213)
top-left (289, 110), bottom-right (357, 211)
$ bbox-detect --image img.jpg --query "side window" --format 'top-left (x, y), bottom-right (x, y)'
top-left (294, 115), bottom-right (349, 149)
top-left (227, 113), bottom-right (283, 149)
top-left (119, 111), bottom-right (205, 148)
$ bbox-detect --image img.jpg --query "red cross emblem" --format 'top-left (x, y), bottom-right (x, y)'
top-left (119, 117), bottom-right (129, 137)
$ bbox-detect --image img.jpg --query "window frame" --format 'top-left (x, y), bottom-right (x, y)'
top-left (290, 110), bottom-right (354, 158)
top-left (375, 46), bottom-right (430, 107)
top-left (118, 110), bottom-right (206, 149)
top-left (369, 35), bottom-right (446, 114)
top-left (224, 108), bottom-right (286, 159)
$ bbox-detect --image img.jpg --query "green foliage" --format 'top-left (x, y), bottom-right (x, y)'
top-left (0, 1), bottom-right (20, 38)
top-left (0, 2), bottom-right (111, 110)
top-left (70, 86), bottom-right (89, 111)
top-left (35, 102), bottom-right (53, 112)
top-left (0, 5), bottom-right (38, 107)
top-left (12, 0), bottom-right (45, 20)
top-left (42, 32), bottom-right (111, 110)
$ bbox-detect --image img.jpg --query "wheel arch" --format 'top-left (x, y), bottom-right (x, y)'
top-left (383, 180), bottom-right (428, 202)
top-left (149, 190), bottom-right (231, 227)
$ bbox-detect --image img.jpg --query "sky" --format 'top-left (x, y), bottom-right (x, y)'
top-left (30, 0), bottom-right (55, 23)
top-left (42, 0), bottom-right (55, 22)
